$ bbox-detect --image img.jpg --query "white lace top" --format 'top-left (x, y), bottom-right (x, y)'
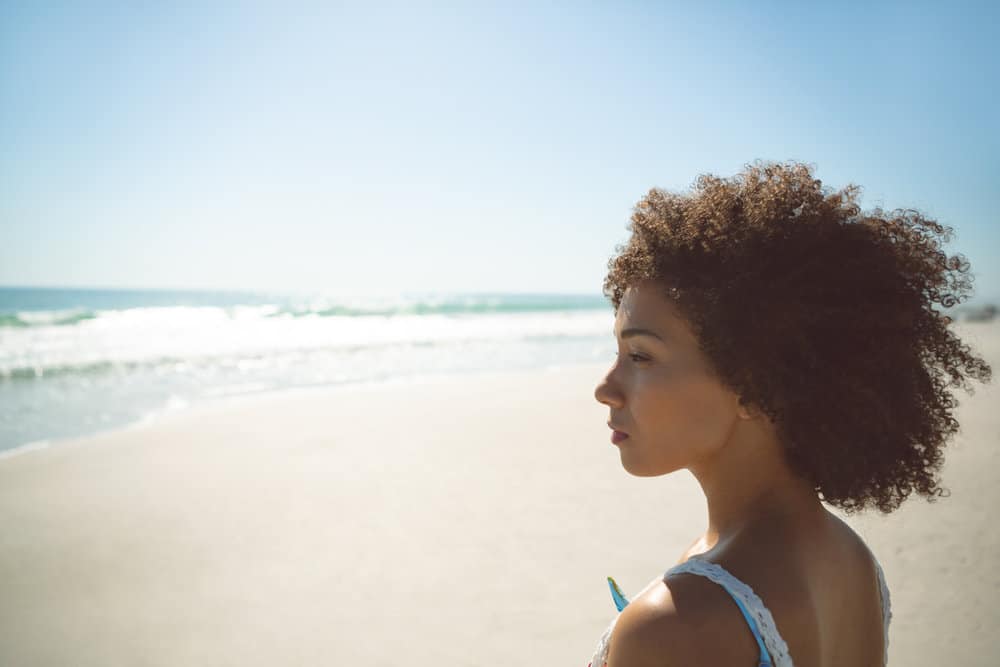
top-left (587, 549), bottom-right (892, 667)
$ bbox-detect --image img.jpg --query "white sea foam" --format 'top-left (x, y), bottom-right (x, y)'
top-left (0, 306), bottom-right (612, 379)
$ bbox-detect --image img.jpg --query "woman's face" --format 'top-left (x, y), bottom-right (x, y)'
top-left (594, 283), bottom-right (743, 476)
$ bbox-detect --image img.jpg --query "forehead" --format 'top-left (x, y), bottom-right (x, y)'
top-left (615, 285), bottom-right (698, 344)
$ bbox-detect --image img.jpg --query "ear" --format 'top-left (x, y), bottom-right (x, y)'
top-left (735, 397), bottom-right (760, 421)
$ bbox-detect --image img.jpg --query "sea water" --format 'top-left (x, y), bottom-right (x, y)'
top-left (0, 287), bottom-right (616, 454)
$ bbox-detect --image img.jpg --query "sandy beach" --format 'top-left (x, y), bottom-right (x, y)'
top-left (1, 321), bottom-right (998, 666)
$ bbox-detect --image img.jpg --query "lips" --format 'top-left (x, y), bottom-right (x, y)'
top-left (608, 422), bottom-right (629, 445)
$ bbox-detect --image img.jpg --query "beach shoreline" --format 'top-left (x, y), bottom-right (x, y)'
top-left (0, 362), bottom-right (603, 462)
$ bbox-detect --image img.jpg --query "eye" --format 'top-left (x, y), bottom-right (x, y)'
top-left (616, 351), bottom-right (649, 363)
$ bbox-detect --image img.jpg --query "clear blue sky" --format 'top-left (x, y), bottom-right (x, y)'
top-left (2, 1), bottom-right (997, 301)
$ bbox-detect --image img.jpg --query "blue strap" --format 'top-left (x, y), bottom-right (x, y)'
top-left (724, 589), bottom-right (773, 667)
top-left (607, 576), bottom-right (630, 612)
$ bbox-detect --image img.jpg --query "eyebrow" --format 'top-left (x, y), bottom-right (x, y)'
top-left (618, 327), bottom-right (666, 342)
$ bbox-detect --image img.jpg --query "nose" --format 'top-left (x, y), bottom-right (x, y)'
top-left (594, 363), bottom-right (625, 409)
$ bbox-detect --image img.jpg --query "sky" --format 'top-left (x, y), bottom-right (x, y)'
top-left (2, 1), bottom-right (998, 301)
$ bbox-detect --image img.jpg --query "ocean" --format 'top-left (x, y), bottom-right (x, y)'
top-left (0, 287), bottom-right (616, 454)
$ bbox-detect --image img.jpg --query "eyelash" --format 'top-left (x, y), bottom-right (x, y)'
top-left (617, 352), bottom-right (649, 363)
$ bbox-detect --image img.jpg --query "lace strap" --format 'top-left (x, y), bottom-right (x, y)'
top-left (868, 549), bottom-right (892, 666)
top-left (665, 558), bottom-right (794, 667)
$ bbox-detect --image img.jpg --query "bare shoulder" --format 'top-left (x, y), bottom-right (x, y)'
top-left (605, 571), bottom-right (761, 667)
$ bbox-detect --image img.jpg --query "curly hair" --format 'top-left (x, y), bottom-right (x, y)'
top-left (603, 161), bottom-right (993, 514)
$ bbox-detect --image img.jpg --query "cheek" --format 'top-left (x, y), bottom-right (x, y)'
top-left (640, 369), bottom-right (735, 451)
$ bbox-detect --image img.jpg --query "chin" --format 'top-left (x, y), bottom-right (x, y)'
top-left (620, 455), bottom-right (681, 478)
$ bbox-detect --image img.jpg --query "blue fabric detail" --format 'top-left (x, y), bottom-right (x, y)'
top-left (724, 588), bottom-right (773, 667)
top-left (607, 576), bottom-right (629, 612)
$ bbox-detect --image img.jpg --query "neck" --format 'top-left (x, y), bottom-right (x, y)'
top-left (688, 419), bottom-right (824, 550)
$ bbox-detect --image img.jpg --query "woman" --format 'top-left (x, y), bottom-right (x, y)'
top-left (589, 162), bottom-right (992, 667)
